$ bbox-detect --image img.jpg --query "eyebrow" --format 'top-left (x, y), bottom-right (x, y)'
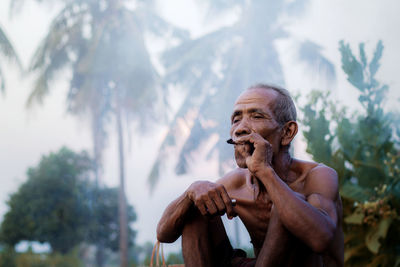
top-left (231, 110), bottom-right (242, 122)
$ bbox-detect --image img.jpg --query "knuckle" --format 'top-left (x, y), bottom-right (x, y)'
top-left (195, 196), bottom-right (203, 203)
top-left (208, 190), bottom-right (217, 198)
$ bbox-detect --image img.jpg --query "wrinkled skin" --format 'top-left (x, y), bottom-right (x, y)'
top-left (157, 88), bottom-right (344, 267)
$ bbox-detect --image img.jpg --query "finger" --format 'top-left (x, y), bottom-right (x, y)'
top-left (235, 133), bottom-right (267, 146)
top-left (213, 192), bottom-right (227, 215)
top-left (204, 198), bottom-right (218, 215)
top-left (219, 187), bottom-right (236, 219)
top-left (196, 202), bottom-right (208, 216)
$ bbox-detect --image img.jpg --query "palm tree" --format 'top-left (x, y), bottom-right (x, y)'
top-left (11, 0), bottom-right (188, 266)
top-left (0, 25), bottom-right (21, 93)
top-left (150, 0), bottom-right (335, 186)
top-left (149, 0), bottom-right (336, 246)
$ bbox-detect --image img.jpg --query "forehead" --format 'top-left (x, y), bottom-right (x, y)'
top-left (233, 88), bottom-right (278, 111)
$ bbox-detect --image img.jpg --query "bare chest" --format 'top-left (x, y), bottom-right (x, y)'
top-left (228, 178), bottom-right (307, 249)
top-left (230, 190), bottom-right (273, 247)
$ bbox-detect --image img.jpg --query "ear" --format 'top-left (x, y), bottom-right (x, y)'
top-left (281, 121), bottom-right (298, 146)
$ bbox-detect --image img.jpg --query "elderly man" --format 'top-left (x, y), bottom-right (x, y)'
top-left (157, 84), bottom-right (344, 267)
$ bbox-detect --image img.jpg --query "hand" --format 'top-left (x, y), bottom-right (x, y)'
top-left (186, 181), bottom-right (237, 219)
top-left (235, 133), bottom-right (273, 176)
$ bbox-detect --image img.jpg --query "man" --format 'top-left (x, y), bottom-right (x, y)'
top-left (157, 84), bottom-right (344, 267)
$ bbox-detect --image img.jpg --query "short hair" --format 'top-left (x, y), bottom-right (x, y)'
top-left (247, 83), bottom-right (297, 126)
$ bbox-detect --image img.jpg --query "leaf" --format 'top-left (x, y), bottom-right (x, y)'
top-left (369, 40), bottom-right (383, 78)
top-left (366, 254), bottom-right (386, 267)
top-left (147, 158), bottom-right (161, 194)
top-left (0, 26), bottom-right (21, 68)
top-left (339, 40), bottom-right (365, 91)
top-left (0, 66), bottom-right (5, 93)
top-left (359, 43), bottom-right (367, 68)
top-left (395, 256), bottom-right (400, 267)
top-left (344, 243), bottom-right (365, 263)
top-left (365, 217), bottom-right (392, 254)
top-left (340, 181), bottom-right (371, 202)
top-left (344, 206), bottom-right (364, 225)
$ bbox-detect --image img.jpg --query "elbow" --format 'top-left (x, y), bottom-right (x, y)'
top-left (156, 222), bottom-right (177, 243)
top-left (156, 223), bottom-right (169, 243)
top-left (309, 227), bottom-right (335, 253)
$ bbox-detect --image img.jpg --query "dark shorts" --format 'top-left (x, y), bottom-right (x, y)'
top-left (230, 249), bottom-right (256, 267)
top-left (231, 257), bottom-right (256, 267)
top-left (215, 239), bottom-right (256, 267)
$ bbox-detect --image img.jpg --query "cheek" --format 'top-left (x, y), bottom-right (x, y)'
top-left (234, 144), bottom-right (252, 167)
top-left (229, 126), bottom-right (235, 137)
top-left (234, 151), bottom-right (247, 168)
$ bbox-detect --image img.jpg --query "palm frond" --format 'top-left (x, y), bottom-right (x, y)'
top-left (133, 6), bottom-right (189, 41)
top-left (148, 5), bottom-right (291, 189)
top-left (0, 66), bottom-right (5, 93)
top-left (200, 0), bottom-right (246, 18)
top-left (0, 26), bottom-right (22, 69)
top-left (298, 40), bottom-right (336, 84)
top-left (26, 70), bottom-right (50, 106)
top-left (285, 0), bottom-right (311, 17)
top-left (29, 3), bottom-right (86, 72)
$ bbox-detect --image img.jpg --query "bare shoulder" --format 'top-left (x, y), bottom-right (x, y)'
top-left (303, 162), bottom-right (339, 201)
top-left (216, 168), bottom-right (247, 191)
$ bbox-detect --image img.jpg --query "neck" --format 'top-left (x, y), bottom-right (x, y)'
top-left (271, 149), bottom-right (293, 183)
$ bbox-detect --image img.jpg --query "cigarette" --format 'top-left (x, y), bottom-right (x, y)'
top-left (226, 138), bottom-right (237, 145)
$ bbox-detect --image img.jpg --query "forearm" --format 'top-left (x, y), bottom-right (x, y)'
top-left (156, 191), bottom-right (194, 243)
top-left (258, 167), bottom-right (335, 252)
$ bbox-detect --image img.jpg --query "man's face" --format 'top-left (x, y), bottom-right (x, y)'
top-left (229, 88), bottom-right (282, 168)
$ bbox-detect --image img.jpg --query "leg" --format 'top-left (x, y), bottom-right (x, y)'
top-left (182, 210), bottom-right (233, 267)
top-left (255, 205), bottom-right (297, 267)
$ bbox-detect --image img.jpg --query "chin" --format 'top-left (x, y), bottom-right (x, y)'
top-left (235, 157), bottom-right (247, 168)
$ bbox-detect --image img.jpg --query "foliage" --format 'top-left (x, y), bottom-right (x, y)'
top-left (16, 0), bottom-right (188, 180)
top-left (11, 1), bottom-right (174, 264)
top-left (0, 147), bottom-right (137, 255)
top-left (165, 251), bottom-right (184, 265)
top-left (300, 41), bottom-right (400, 266)
top-left (0, 26), bottom-right (22, 93)
top-left (149, 0), bottom-right (335, 190)
top-left (86, 186), bottom-right (137, 252)
top-left (0, 246), bottom-right (83, 267)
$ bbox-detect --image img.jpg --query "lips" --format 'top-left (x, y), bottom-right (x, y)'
top-left (227, 138), bottom-right (255, 155)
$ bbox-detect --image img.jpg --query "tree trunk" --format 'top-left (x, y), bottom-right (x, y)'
top-left (95, 243), bottom-right (105, 267)
top-left (91, 103), bottom-right (104, 186)
top-left (116, 102), bottom-right (128, 267)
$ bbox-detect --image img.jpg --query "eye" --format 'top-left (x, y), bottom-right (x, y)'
top-left (252, 114), bottom-right (264, 119)
top-left (232, 118), bottom-right (240, 124)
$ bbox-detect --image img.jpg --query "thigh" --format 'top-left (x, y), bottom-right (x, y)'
top-left (182, 211), bottom-right (234, 267)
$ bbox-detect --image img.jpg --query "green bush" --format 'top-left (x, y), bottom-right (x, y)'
top-left (0, 247), bottom-right (83, 267)
top-left (300, 41), bottom-right (400, 266)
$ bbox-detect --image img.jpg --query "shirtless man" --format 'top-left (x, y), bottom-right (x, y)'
top-left (157, 84), bottom-right (344, 267)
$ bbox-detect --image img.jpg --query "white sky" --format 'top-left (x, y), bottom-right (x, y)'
top-left (0, 0), bottom-right (399, 253)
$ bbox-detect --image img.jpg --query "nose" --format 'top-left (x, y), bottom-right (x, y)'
top-left (233, 119), bottom-right (251, 138)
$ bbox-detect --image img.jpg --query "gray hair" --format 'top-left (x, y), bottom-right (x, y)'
top-left (247, 83), bottom-right (297, 126)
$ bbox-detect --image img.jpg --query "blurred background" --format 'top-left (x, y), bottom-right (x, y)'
top-left (0, 0), bottom-right (399, 266)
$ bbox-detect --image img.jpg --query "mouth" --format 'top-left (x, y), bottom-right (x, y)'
top-left (226, 138), bottom-right (255, 155)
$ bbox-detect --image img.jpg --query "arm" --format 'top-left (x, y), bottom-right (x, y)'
top-left (156, 179), bottom-right (237, 243)
top-left (258, 165), bottom-right (338, 253)
top-left (156, 191), bottom-right (193, 243)
top-left (236, 133), bottom-right (339, 253)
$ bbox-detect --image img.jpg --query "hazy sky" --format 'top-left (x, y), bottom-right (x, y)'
top-left (1, 0), bottom-right (399, 252)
